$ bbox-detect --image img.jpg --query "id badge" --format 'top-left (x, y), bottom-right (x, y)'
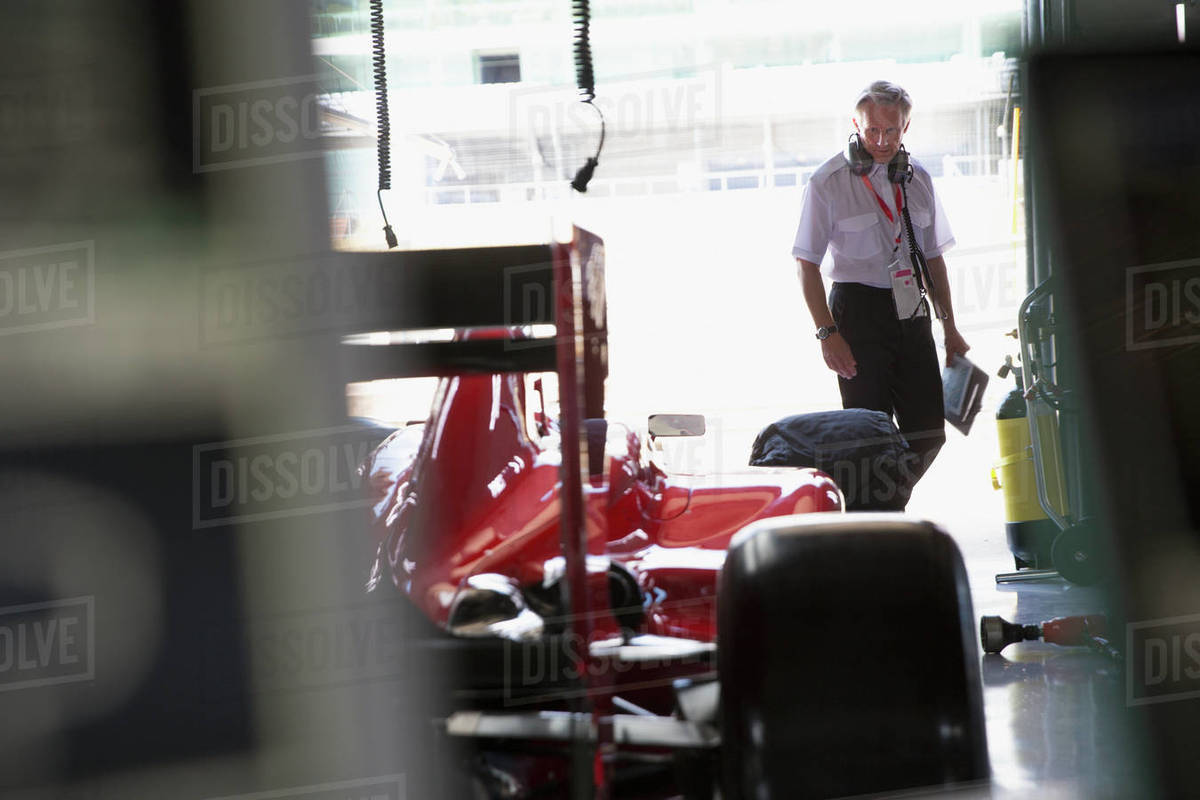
top-left (889, 256), bottom-right (926, 320)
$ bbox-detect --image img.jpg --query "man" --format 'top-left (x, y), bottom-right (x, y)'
top-left (792, 80), bottom-right (969, 481)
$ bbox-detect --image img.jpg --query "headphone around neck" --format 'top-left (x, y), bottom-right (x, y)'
top-left (844, 133), bottom-right (912, 184)
top-left (843, 131), bottom-right (940, 318)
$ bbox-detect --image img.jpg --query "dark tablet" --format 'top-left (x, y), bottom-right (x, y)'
top-left (942, 353), bottom-right (989, 435)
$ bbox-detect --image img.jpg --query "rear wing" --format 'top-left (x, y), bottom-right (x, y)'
top-left (337, 226), bottom-right (605, 747)
top-left (337, 226), bottom-right (607, 420)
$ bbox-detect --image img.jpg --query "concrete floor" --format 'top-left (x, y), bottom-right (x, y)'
top-left (909, 425), bottom-right (1126, 799)
top-left (905, 356), bottom-right (1128, 800)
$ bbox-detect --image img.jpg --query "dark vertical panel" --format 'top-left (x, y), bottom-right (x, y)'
top-left (1028, 49), bottom-right (1200, 799)
top-left (0, 2), bottom-right (436, 798)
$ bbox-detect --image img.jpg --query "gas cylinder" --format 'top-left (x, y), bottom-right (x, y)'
top-left (991, 357), bottom-right (1069, 569)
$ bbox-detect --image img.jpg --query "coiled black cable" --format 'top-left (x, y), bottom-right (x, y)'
top-left (570, 0), bottom-right (604, 193)
top-left (573, 0), bottom-right (594, 102)
top-left (890, 146), bottom-right (939, 320)
top-left (371, 0), bottom-right (397, 247)
top-left (900, 180), bottom-right (941, 320)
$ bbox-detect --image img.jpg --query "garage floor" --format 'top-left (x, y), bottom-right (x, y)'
top-left (949, 532), bottom-right (1127, 798)
top-left (905, 404), bottom-right (1129, 799)
top-left (969, 576), bottom-right (1126, 798)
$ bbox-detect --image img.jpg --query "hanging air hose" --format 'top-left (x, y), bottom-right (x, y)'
top-left (570, 0), bottom-right (604, 192)
top-left (371, 0), bottom-right (398, 248)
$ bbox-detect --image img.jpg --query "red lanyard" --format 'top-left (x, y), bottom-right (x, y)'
top-left (860, 174), bottom-right (903, 224)
top-left (860, 175), bottom-right (904, 249)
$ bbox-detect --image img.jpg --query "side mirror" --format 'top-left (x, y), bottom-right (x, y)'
top-left (648, 413), bottom-right (706, 438)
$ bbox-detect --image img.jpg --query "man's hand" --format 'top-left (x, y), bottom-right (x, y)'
top-left (822, 332), bottom-right (857, 379)
top-left (944, 325), bottom-right (970, 367)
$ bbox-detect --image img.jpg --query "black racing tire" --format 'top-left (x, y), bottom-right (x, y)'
top-left (717, 513), bottom-right (989, 799)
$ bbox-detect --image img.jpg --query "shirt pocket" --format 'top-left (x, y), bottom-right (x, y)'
top-left (832, 213), bottom-right (883, 259)
top-left (907, 207), bottom-right (933, 252)
top-left (909, 208), bottom-right (933, 229)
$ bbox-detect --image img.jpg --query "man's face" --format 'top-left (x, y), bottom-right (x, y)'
top-left (855, 101), bottom-right (909, 164)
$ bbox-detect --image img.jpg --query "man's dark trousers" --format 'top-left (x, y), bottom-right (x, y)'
top-left (829, 281), bottom-right (946, 482)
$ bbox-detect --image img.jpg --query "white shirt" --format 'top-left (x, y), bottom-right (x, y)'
top-left (792, 153), bottom-right (955, 289)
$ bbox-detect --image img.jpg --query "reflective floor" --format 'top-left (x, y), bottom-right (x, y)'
top-left (972, 570), bottom-right (1126, 797)
top-left (908, 427), bottom-right (1133, 799)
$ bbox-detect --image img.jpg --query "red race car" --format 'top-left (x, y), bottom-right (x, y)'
top-left (350, 227), bottom-right (988, 799)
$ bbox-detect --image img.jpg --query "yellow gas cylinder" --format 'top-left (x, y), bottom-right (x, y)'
top-left (992, 381), bottom-right (1069, 569)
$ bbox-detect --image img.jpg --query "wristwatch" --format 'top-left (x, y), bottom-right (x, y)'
top-left (815, 325), bottom-right (838, 341)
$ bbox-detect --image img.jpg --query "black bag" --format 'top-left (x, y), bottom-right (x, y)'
top-left (748, 409), bottom-right (921, 511)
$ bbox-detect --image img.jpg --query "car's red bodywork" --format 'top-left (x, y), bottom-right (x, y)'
top-left (367, 369), bottom-right (843, 642)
